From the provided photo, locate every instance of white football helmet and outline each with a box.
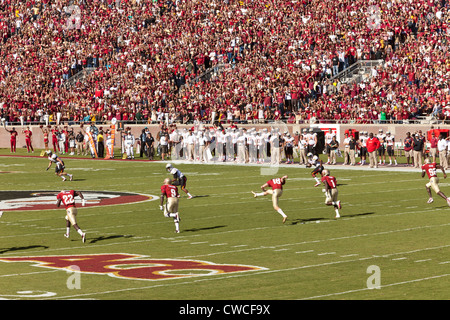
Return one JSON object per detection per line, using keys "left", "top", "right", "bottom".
{"left": 307, "top": 152, "right": 313, "bottom": 158}
{"left": 322, "top": 169, "right": 330, "bottom": 176}
{"left": 424, "top": 158, "right": 430, "bottom": 164}
{"left": 312, "top": 155, "right": 318, "bottom": 161}
{"left": 166, "top": 163, "right": 173, "bottom": 171}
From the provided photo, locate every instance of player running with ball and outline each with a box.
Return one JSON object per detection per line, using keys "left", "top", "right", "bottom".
{"left": 321, "top": 169, "right": 341, "bottom": 219}
{"left": 421, "top": 158, "right": 450, "bottom": 206}
{"left": 160, "top": 178, "right": 181, "bottom": 233}
{"left": 56, "top": 190, "right": 86, "bottom": 243}
{"left": 252, "top": 175, "right": 288, "bottom": 223}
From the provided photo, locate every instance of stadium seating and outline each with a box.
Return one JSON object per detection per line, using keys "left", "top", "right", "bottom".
{"left": 0, "top": 0, "right": 449, "bottom": 126}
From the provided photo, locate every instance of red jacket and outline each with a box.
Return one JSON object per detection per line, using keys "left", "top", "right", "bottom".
{"left": 366, "top": 137, "right": 381, "bottom": 153}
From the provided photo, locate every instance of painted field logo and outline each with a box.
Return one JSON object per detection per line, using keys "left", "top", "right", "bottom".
{"left": 0, "top": 254, "right": 267, "bottom": 281}
{"left": 0, "top": 191, "right": 156, "bottom": 212}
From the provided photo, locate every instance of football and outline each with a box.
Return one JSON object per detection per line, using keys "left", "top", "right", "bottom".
{"left": 306, "top": 163, "right": 312, "bottom": 168}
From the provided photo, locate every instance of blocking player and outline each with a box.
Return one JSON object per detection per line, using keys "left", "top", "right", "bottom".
{"left": 46, "top": 150, "right": 73, "bottom": 181}
{"left": 166, "top": 163, "right": 193, "bottom": 199}
{"left": 421, "top": 158, "right": 450, "bottom": 206}
{"left": 160, "top": 178, "right": 181, "bottom": 233}
{"left": 251, "top": 175, "right": 288, "bottom": 223}
{"left": 56, "top": 190, "right": 86, "bottom": 242}
{"left": 321, "top": 169, "right": 341, "bottom": 219}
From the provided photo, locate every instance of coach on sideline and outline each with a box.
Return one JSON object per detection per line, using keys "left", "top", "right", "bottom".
{"left": 366, "top": 132, "right": 381, "bottom": 169}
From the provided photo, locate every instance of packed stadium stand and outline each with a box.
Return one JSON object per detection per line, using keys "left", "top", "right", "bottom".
{"left": 0, "top": 0, "right": 449, "bottom": 126}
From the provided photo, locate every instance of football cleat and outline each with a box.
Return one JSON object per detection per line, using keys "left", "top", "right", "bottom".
{"left": 69, "top": 174, "right": 73, "bottom": 181}
{"left": 64, "top": 233, "right": 69, "bottom": 239}
{"left": 282, "top": 216, "right": 287, "bottom": 224}
{"left": 427, "top": 198, "right": 434, "bottom": 204}
{"left": 251, "top": 191, "right": 257, "bottom": 198}
{"left": 447, "top": 198, "right": 450, "bottom": 207}
{"left": 81, "top": 233, "right": 86, "bottom": 243}
{"left": 314, "top": 182, "right": 321, "bottom": 187}
{"left": 337, "top": 201, "right": 342, "bottom": 209}
{"left": 187, "top": 195, "right": 193, "bottom": 199}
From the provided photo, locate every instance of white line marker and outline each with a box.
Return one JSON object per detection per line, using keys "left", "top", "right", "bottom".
{"left": 295, "top": 250, "right": 314, "bottom": 254}
{"left": 318, "top": 252, "right": 336, "bottom": 256}
{"left": 414, "top": 259, "right": 431, "bottom": 263}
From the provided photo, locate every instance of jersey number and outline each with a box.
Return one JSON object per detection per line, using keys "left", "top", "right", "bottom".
{"left": 63, "top": 194, "right": 74, "bottom": 205}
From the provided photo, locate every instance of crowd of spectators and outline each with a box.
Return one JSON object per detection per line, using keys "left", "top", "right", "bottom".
{"left": 0, "top": 0, "right": 449, "bottom": 126}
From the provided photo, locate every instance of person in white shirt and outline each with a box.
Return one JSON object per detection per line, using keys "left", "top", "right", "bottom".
{"left": 185, "top": 130, "right": 195, "bottom": 161}
{"left": 324, "top": 128, "right": 335, "bottom": 164}
{"left": 298, "top": 134, "right": 308, "bottom": 165}
{"left": 124, "top": 129, "right": 136, "bottom": 159}
{"left": 160, "top": 132, "right": 169, "bottom": 161}
{"left": 343, "top": 133, "right": 351, "bottom": 165}
{"left": 58, "top": 131, "right": 66, "bottom": 154}
{"left": 438, "top": 133, "right": 448, "bottom": 170}
{"left": 306, "top": 128, "right": 317, "bottom": 155}
{"left": 236, "top": 130, "right": 246, "bottom": 163}
{"left": 377, "top": 129, "right": 386, "bottom": 165}
{"left": 358, "top": 131, "right": 368, "bottom": 166}
{"left": 385, "top": 131, "right": 397, "bottom": 166}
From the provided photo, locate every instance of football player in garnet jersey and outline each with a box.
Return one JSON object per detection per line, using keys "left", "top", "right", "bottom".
{"left": 421, "top": 158, "right": 450, "bottom": 206}
{"left": 46, "top": 150, "right": 73, "bottom": 181}
{"left": 160, "top": 178, "right": 181, "bottom": 233}
{"left": 321, "top": 169, "right": 341, "bottom": 218}
{"left": 56, "top": 190, "right": 86, "bottom": 242}
{"left": 251, "top": 175, "right": 288, "bottom": 223}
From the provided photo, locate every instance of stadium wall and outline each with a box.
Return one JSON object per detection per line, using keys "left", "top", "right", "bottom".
{"left": 0, "top": 123, "right": 445, "bottom": 151}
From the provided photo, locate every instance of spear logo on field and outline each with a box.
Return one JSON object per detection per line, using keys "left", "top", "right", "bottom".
{"left": 0, "top": 254, "right": 267, "bottom": 281}
{"left": 0, "top": 191, "right": 156, "bottom": 212}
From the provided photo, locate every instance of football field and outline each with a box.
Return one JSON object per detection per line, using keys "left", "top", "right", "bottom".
{"left": 0, "top": 150, "right": 449, "bottom": 302}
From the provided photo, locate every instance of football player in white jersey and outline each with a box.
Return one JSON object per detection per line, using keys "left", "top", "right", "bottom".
{"left": 166, "top": 164, "right": 193, "bottom": 199}
{"left": 298, "top": 134, "right": 308, "bottom": 165}
{"left": 385, "top": 131, "right": 397, "bottom": 165}
{"left": 46, "top": 150, "right": 73, "bottom": 181}
{"left": 307, "top": 152, "right": 325, "bottom": 186}
{"left": 284, "top": 133, "right": 294, "bottom": 164}
{"left": 123, "top": 129, "right": 136, "bottom": 159}
{"left": 324, "top": 128, "right": 335, "bottom": 164}
{"left": 377, "top": 129, "right": 386, "bottom": 165}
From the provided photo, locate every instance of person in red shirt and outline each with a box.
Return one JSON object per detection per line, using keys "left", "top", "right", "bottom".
{"left": 22, "top": 126, "right": 34, "bottom": 153}
{"left": 421, "top": 158, "right": 450, "bottom": 206}
{"left": 5, "top": 127, "right": 18, "bottom": 153}
{"left": 251, "top": 175, "right": 288, "bottom": 223}
{"left": 56, "top": 190, "right": 86, "bottom": 242}
{"left": 160, "top": 178, "right": 181, "bottom": 233}
{"left": 321, "top": 169, "right": 341, "bottom": 219}
{"left": 51, "top": 126, "right": 59, "bottom": 152}
{"left": 366, "top": 132, "right": 381, "bottom": 168}
{"left": 429, "top": 131, "right": 438, "bottom": 163}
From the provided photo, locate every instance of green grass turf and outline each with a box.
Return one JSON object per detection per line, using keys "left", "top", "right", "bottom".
{"left": 0, "top": 148, "right": 449, "bottom": 300}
